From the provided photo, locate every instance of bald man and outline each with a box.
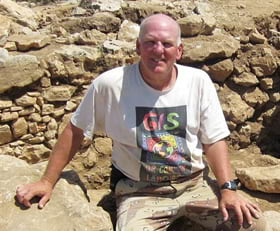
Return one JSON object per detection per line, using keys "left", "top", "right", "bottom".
{"left": 16, "top": 14, "right": 268, "bottom": 230}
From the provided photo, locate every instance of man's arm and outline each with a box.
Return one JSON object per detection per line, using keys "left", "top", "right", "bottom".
{"left": 203, "top": 140, "right": 260, "bottom": 226}
{"left": 16, "top": 121, "right": 84, "bottom": 208}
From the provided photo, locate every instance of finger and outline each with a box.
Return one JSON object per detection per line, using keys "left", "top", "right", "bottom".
{"left": 22, "top": 196, "right": 32, "bottom": 208}
{"left": 38, "top": 194, "right": 50, "bottom": 209}
{"left": 220, "top": 205, "right": 229, "bottom": 222}
{"left": 242, "top": 205, "right": 253, "bottom": 225}
{"left": 21, "top": 190, "right": 36, "bottom": 208}
{"left": 246, "top": 203, "right": 260, "bottom": 219}
{"left": 234, "top": 206, "right": 243, "bottom": 226}
{"left": 16, "top": 188, "right": 28, "bottom": 204}
{"left": 249, "top": 202, "right": 261, "bottom": 213}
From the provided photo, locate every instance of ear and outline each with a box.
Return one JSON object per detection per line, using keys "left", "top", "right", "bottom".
{"left": 136, "top": 39, "right": 141, "bottom": 55}
{"left": 176, "top": 43, "right": 184, "bottom": 60}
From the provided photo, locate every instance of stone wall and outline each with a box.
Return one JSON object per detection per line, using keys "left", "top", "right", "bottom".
{"left": 0, "top": 0, "right": 280, "bottom": 167}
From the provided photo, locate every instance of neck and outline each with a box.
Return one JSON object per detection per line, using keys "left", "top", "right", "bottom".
{"left": 139, "top": 65, "right": 177, "bottom": 91}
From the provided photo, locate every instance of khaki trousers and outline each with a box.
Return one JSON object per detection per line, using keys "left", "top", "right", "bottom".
{"left": 115, "top": 172, "right": 268, "bottom": 231}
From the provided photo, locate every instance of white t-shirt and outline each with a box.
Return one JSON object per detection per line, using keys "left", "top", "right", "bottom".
{"left": 71, "top": 63, "right": 230, "bottom": 182}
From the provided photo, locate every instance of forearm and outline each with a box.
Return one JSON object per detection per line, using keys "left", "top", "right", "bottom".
{"left": 41, "top": 122, "right": 84, "bottom": 186}
{"left": 203, "top": 140, "right": 234, "bottom": 187}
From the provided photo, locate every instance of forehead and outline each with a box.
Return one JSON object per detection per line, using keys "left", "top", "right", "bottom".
{"left": 141, "top": 20, "right": 178, "bottom": 42}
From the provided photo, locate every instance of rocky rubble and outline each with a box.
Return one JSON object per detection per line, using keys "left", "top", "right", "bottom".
{"left": 0, "top": 155, "right": 113, "bottom": 231}
{"left": 0, "top": 0, "right": 280, "bottom": 230}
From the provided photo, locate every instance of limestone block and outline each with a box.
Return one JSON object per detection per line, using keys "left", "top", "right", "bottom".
{"left": 28, "top": 122, "right": 39, "bottom": 134}
{"left": 117, "top": 20, "right": 140, "bottom": 42}
{"left": 28, "top": 113, "right": 42, "bottom": 122}
{"left": 18, "top": 107, "right": 35, "bottom": 116}
{"left": 83, "top": 146, "right": 98, "bottom": 168}
{"left": 44, "top": 130, "right": 57, "bottom": 141}
{"left": 250, "top": 54, "right": 278, "bottom": 77}
{"left": 74, "top": 29, "right": 107, "bottom": 45}
{"left": 47, "top": 118, "right": 58, "bottom": 131}
{"left": 232, "top": 72, "right": 259, "bottom": 87}
{"left": 208, "top": 59, "right": 234, "bottom": 82}
{"left": 219, "top": 87, "right": 254, "bottom": 124}
{"left": 15, "top": 95, "right": 37, "bottom": 107}
{"left": 0, "top": 124, "right": 13, "bottom": 145}
{"left": 12, "top": 117, "right": 28, "bottom": 138}
{"left": 42, "top": 104, "right": 55, "bottom": 115}
{"left": 181, "top": 34, "right": 240, "bottom": 64}
{"left": 0, "top": 54, "right": 44, "bottom": 94}
{"left": 82, "top": 12, "right": 121, "bottom": 33}
{"left": 178, "top": 14, "right": 204, "bottom": 37}
{"left": 65, "top": 101, "right": 77, "bottom": 111}
{"left": 236, "top": 165, "right": 280, "bottom": 193}
{"left": 94, "top": 137, "right": 113, "bottom": 156}
{"left": 20, "top": 144, "right": 51, "bottom": 163}
{"left": 0, "top": 155, "right": 113, "bottom": 231}
{"left": 28, "top": 136, "right": 45, "bottom": 144}
{"left": 242, "top": 87, "right": 269, "bottom": 107}
{"left": 0, "top": 96, "right": 12, "bottom": 109}
{"left": 42, "top": 85, "right": 77, "bottom": 102}
{"left": 121, "top": 1, "right": 167, "bottom": 23}
{"left": 0, "top": 112, "right": 19, "bottom": 122}
{"left": 8, "top": 33, "right": 51, "bottom": 51}
{"left": 0, "top": 0, "right": 38, "bottom": 30}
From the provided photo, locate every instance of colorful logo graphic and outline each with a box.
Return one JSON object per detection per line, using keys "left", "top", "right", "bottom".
{"left": 136, "top": 106, "right": 191, "bottom": 182}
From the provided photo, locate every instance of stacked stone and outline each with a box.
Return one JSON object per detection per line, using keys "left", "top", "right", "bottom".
{"left": 0, "top": 0, "right": 280, "bottom": 167}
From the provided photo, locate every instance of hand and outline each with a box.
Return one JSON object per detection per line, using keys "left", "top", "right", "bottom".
{"left": 16, "top": 179, "right": 53, "bottom": 209}
{"left": 219, "top": 190, "right": 261, "bottom": 226}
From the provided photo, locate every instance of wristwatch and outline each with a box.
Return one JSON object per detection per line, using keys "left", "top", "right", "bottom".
{"left": 220, "top": 179, "right": 239, "bottom": 191}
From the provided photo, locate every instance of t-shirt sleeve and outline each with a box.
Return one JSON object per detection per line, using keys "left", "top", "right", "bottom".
{"left": 198, "top": 74, "right": 230, "bottom": 144}
{"left": 71, "top": 84, "right": 96, "bottom": 139}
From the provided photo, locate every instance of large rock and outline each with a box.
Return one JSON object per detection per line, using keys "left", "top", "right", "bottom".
{"left": 0, "top": 155, "right": 113, "bottom": 231}
{"left": 45, "top": 45, "right": 103, "bottom": 83}
{"left": 249, "top": 52, "right": 278, "bottom": 77}
{"left": 42, "top": 85, "right": 77, "bottom": 102}
{"left": 207, "top": 59, "right": 234, "bottom": 82}
{"left": 121, "top": 1, "right": 167, "bottom": 23}
{"left": 219, "top": 87, "right": 255, "bottom": 125}
{"left": 236, "top": 165, "right": 280, "bottom": 193}
{"left": 0, "top": 50, "right": 44, "bottom": 94}
{"left": 8, "top": 33, "right": 51, "bottom": 51}
{"left": 180, "top": 34, "right": 240, "bottom": 64}
{"left": 178, "top": 14, "right": 216, "bottom": 37}
{"left": 0, "top": 0, "right": 38, "bottom": 30}
{"left": 117, "top": 20, "right": 140, "bottom": 42}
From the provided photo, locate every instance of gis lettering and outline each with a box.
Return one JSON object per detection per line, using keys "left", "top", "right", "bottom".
{"left": 143, "top": 112, "right": 180, "bottom": 131}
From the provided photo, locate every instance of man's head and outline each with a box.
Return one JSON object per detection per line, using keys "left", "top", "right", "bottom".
{"left": 138, "top": 14, "right": 182, "bottom": 46}
{"left": 136, "top": 14, "right": 183, "bottom": 79}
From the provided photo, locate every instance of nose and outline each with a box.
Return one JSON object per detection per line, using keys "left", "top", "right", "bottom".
{"left": 153, "top": 41, "right": 164, "bottom": 53}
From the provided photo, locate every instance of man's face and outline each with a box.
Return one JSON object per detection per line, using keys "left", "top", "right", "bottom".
{"left": 136, "top": 20, "right": 183, "bottom": 77}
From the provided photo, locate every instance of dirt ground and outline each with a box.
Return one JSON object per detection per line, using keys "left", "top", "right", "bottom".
{"left": 206, "top": 0, "right": 280, "bottom": 29}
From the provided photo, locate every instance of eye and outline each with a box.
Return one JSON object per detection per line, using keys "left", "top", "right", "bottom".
{"left": 163, "top": 42, "right": 173, "bottom": 48}
{"left": 144, "top": 41, "right": 155, "bottom": 47}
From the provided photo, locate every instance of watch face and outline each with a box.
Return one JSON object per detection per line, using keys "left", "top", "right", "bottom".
{"left": 221, "top": 181, "right": 237, "bottom": 190}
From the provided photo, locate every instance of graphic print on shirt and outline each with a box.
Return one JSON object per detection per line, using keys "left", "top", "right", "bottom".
{"left": 136, "top": 106, "right": 191, "bottom": 182}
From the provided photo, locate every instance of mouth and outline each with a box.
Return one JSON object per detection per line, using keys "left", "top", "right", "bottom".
{"left": 152, "top": 58, "right": 165, "bottom": 63}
